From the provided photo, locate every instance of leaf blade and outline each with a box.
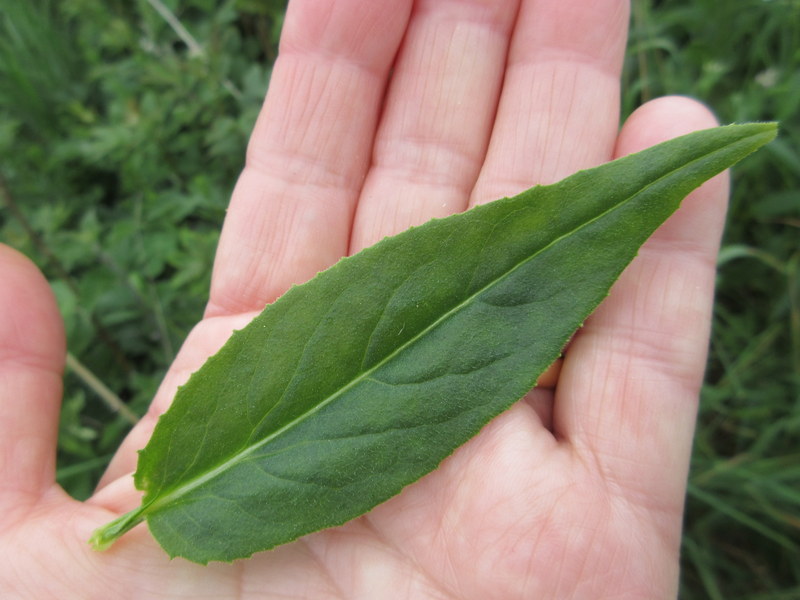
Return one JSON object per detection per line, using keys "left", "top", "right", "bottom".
{"left": 92, "top": 122, "right": 777, "bottom": 563}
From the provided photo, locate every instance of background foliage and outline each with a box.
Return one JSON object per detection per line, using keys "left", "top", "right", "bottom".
{"left": 0, "top": 0, "right": 797, "bottom": 597}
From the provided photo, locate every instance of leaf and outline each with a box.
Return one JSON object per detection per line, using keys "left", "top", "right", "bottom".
{"left": 90, "top": 122, "right": 777, "bottom": 563}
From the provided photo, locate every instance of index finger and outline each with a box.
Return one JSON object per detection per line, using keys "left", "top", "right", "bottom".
{"left": 206, "top": 0, "right": 412, "bottom": 317}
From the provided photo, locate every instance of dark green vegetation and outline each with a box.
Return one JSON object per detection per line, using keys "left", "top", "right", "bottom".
{"left": 626, "top": 2, "right": 800, "bottom": 598}
{"left": 0, "top": 0, "right": 282, "bottom": 497}
{"left": 91, "top": 124, "right": 775, "bottom": 563}
{"left": 0, "top": 0, "right": 797, "bottom": 594}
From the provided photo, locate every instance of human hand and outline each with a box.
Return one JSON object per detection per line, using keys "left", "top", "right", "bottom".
{"left": 0, "top": 0, "right": 728, "bottom": 598}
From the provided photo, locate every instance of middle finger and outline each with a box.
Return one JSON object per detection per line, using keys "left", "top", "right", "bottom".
{"left": 471, "top": 0, "right": 630, "bottom": 204}
{"left": 349, "top": 0, "right": 521, "bottom": 252}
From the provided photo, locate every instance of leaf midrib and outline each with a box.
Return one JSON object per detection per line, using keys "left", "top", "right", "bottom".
{"left": 143, "top": 138, "right": 743, "bottom": 516}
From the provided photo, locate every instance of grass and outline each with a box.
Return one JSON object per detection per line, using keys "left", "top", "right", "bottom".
{"left": 625, "top": 1, "right": 800, "bottom": 597}
{"left": 1, "top": 0, "right": 798, "bottom": 596}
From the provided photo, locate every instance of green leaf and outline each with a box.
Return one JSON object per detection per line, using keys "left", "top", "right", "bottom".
{"left": 90, "top": 122, "right": 777, "bottom": 563}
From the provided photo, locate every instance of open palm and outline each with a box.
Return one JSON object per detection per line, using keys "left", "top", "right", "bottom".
{"left": 0, "top": 1, "right": 729, "bottom": 598}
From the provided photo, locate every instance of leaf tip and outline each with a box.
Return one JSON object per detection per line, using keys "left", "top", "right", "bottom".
{"left": 732, "top": 120, "right": 779, "bottom": 144}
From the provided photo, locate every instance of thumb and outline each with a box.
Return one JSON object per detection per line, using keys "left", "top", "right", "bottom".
{"left": 0, "top": 244, "right": 65, "bottom": 515}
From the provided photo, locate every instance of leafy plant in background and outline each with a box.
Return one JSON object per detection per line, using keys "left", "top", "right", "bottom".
{"left": 0, "top": 0, "right": 797, "bottom": 596}
{"left": 0, "top": 0, "right": 284, "bottom": 499}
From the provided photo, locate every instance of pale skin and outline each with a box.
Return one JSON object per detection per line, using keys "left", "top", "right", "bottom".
{"left": 0, "top": 0, "right": 729, "bottom": 598}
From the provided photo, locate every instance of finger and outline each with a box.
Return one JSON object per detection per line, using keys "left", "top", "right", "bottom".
{"left": 471, "top": 0, "right": 629, "bottom": 203}
{"left": 0, "top": 245, "right": 65, "bottom": 513}
{"left": 206, "top": 0, "right": 412, "bottom": 316}
{"left": 349, "top": 0, "right": 520, "bottom": 251}
{"left": 556, "top": 97, "right": 727, "bottom": 513}
{"left": 466, "top": 0, "right": 628, "bottom": 429}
